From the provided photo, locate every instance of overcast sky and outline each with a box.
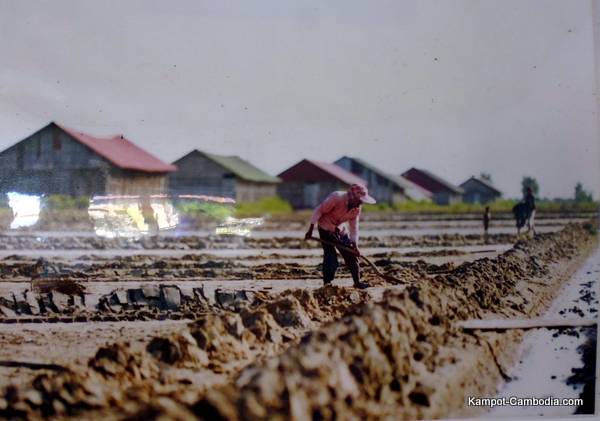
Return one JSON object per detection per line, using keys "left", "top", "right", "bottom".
{"left": 1, "top": 0, "right": 598, "bottom": 199}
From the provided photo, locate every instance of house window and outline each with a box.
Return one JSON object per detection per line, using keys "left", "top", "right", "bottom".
{"left": 53, "top": 135, "right": 61, "bottom": 151}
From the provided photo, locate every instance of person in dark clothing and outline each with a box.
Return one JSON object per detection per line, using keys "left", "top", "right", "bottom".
{"left": 317, "top": 227, "right": 362, "bottom": 287}
{"left": 524, "top": 187, "right": 536, "bottom": 235}
{"left": 512, "top": 202, "right": 528, "bottom": 235}
{"left": 483, "top": 206, "right": 491, "bottom": 242}
{"left": 304, "top": 184, "right": 376, "bottom": 289}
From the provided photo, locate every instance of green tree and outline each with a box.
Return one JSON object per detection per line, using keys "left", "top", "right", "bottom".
{"left": 521, "top": 176, "right": 539, "bottom": 197}
{"left": 574, "top": 182, "right": 593, "bottom": 203}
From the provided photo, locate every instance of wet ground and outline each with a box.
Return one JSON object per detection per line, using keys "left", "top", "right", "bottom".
{"left": 0, "top": 213, "right": 596, "bottom": 419}
{"left": 487, "top": 246, "right": 599, "bottom": 417}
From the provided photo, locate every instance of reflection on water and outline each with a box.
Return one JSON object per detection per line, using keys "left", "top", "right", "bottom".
{"left": 176, "top": 194, "right": 236, "bottom": 204}
{"left": 216, "top": 216, "right": 264, "bottom": 236}
{"left": 4, "top": 192, "right": 267, "bottom": 238}
{"left": 87, "top": 194, "right": 259, "bottom": 238}
{"left": 88, "top": 195, "right": 179, "bottom": 238}
{"left": 7, "top": 192, "right": 41, "bottom": 229}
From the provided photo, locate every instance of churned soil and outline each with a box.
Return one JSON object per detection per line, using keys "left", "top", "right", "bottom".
{"left": 0, "top": 222, "right": 596, "bottom": 420}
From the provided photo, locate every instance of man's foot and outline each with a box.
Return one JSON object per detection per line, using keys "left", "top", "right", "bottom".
{"left": 353, "top": 281, "right": 370, "bottom": 289}
{"left": 323, "top": 280, "right": 333, "bottom": 286}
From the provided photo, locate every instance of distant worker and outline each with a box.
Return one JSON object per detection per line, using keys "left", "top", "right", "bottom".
{"left": 304, "top": 184, "right": 376, "bottom": 289}
{"left": 512, "top": 202, "right": 528, "bottom": 235}
{"left": 483, "top": 206, "right": 491, "bottom": 242}
{"left": 524, "top": 187, "right": 536, "bottom": 235}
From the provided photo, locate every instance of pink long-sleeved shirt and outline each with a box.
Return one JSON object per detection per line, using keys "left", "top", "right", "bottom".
{"left": 310, "top": 191, "right": 361, "bottom": 244}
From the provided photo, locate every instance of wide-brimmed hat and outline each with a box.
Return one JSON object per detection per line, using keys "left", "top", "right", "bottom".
{"left": 348, "top": 184, "right": 376, "bottom": 204}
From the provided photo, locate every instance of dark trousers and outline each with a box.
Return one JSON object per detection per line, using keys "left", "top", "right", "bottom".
{"left": 318, "top": 227, "right": 360, "bottom": 284}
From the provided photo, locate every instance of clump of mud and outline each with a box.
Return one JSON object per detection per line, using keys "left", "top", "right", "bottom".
{"left": 0, "top": 285, "right": 370, "bottom": 418}
{"left": 567, "top": 327, "right": 597, "bottom": 414}
{"left": 196, "top": 286, "right": 456, "bottom": 420}
{"left": 0, "top": 255, "right": 323, "bottom": 284}
{"left": 372, "top": 249, "right": 467, "bottom": 259}
{"left": 0, "top": 223, "right": 595, "bottom": 419}
{"left": 0, "top": 232, "right": 517, "bottom": 251}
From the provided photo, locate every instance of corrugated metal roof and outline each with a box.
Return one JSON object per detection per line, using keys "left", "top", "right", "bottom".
{"left": 336, "top": 156, "right": 397, "bottom": 185}
{"left": 307, "top": 160, "right": 367, "bottom": 186}
{"left": 278, "top": 159, "right": 367, "bottom": 186}
{"left": 389, "top": 175, "right": 433, "bottom": 199}
{"left": 402, "top": 168, "right": 463, "bottom": 194}
{"left": 57, "top": 123, "right": 176, "bottom": 173}
{"left": 336, "top": 156, "right": 426, "bottom": 194}
{"left": 200, "top": 151, "right": 280, "bottom": 183}
{"left": 460, "top": 176, "right": 502, "bottom": 195}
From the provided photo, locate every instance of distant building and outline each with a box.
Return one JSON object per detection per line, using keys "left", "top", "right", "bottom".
{"left": 401, "top": 167, "right": 464, "bottom": 205}
{"left": 389, "top": 175, "right": 433, "bottom": 202}
{"left": 169, "top": 150, "right": 280, "bottom": 202}
{"left": 0, "top": 122, "right": 176, "bottom": 197}
{"left": 335, "top": 156, "right": 432, "bottom": 204}
{"left": 460, "top": 176, "right": 502, "bottom": 204}
{"left": 277, "top": 159, "right": 367, "bottom": 209}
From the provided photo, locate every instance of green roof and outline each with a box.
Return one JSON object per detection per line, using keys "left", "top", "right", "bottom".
{"left": 202, "top": 151, "right": 281, "bottom": 183}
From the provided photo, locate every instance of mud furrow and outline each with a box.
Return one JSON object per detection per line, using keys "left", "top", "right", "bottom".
{"left": 0, "top": 223, "right": 595, "bottom": 419}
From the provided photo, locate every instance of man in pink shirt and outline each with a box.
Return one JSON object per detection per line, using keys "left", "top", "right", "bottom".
{"left": 304, "top": 184, "right": 376, "bottom": 289}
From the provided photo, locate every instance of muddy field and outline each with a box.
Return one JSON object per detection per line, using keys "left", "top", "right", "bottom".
{"left": 0, "top": 213, "right": 597, "bottom": 420}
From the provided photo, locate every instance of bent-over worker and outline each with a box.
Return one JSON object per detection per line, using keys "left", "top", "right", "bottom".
{"left": 304, "top": 184, "right": 375, "bottom": 289}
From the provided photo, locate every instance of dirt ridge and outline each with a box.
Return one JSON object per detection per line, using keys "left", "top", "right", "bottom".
{"left": 0, "top": 224, "right": 596, "bottom": 419}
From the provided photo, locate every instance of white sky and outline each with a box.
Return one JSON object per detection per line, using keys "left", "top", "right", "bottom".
{"left": 0, "top": 0, "right": 599, "bottom": 199}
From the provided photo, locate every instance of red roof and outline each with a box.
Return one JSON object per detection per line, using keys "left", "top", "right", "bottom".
{"left": 278, "top": 159, "right": 367, "bottom": 186}
{"left": 402, "top": 168, "right": 463, "bottom": 195}
{"left": 57, "top": 124, "right": 177, "bottom": 173}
